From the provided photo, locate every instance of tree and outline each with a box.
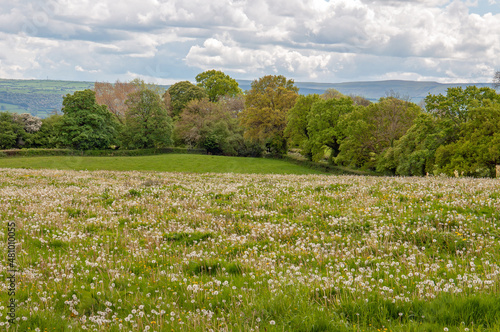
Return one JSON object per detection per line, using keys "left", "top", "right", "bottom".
{"left": 305, "top": 97, "right": 356, "bottom": 162}
{"left": 336, "top": 97, "right": 421, "bottom": 168}
{"left": 424, "top": 86, "right": 500, "bottom": 126}
{"left": 94, "top": 81, "right": 139, "bottom": 124}
{"left": 174, "top": 98, "right": 244, "bottom": 155}
{"left": 12, "top": 113, "right": 42, "bottom": 133}
{"left": 434, "top": 102, "right": 500, "bottom": 177}
{"left": 0, "top": 112, "right": 26, "bottom": 149}
{"left": 239, "top": 75, "right": 299, "bottom": 155}
{"left": 165, "top": 81, "right": 208, "bottom": 118}
{"left": 321, "top": 88, "right": 344, "bottom": 100}
{"left": 26, "top": 114, "right": 63, "bottom": 148}
{"left": 376, "top": 113, "right": 455, "bottom": 176}
{"left": 195, "top": 70, "right": 242, "bottom": 102}
{"left": 122, "top": 89, "right": 173, "bottom": 149}
{"left": 59, "top": 89, "right": 120, "bottom": 150}
{"left": 284, "top": 94, "right": 321, "bottom": 154}
{"left": 494, "top": 70, "right": 500, "bottom": 90}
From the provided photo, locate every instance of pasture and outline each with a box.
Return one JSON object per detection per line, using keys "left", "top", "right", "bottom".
{"left": 0, "top": 154, "right": 324, "bottom": 175}
{"left": 0, "top": 168, "right": 499, "bottom": 331}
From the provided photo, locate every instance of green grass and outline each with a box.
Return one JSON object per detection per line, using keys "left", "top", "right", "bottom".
{"left": 0, "top": 154, "right": 325, "bottom": 174}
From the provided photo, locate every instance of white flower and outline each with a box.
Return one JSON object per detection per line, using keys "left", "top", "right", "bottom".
{"left": 269, "top": 320, "right": 275, "bottom": 325}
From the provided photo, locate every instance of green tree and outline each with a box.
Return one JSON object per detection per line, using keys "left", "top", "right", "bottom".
{"left": 306, "top": 97, "right": 355, "bottom": 162}
{"left": 337, "top": 97, "right": 421, "bottom": 168}
{"left": 0, "top": 112, "right": 26, "bottom": 149}
{"left": 26, "top": 114, "right": 63, "bottom": 148}
{"left": 239, "top": 75, "right": 299, "bottom": 155}
{"left": 195, "top": 70, "right": 242, "bottom": 102}
{"left": 376, "top": 113, "right": 455, "bottom": 176}
{"left": 59, "top": 90, "right": 120, "bottom": 150}
{"left": 122, "top": 89, "right": 173, "bottom": 149}
{"left": 284, "top": 94, "right": 321, "bottom": 155}
{"left": 165, "top": 81, "right": 208, "bottom": 118}
{"left": 424, "top": 86, "right": 500, "bottom": 126}
{"left": 434, "top": 102, "right": 500, "bottom": 177}
{"left": 174, "top": 98, "right": 243, "bottom": 155}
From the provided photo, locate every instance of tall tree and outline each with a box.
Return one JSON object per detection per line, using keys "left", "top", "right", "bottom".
{"left": 94, "top": 81, "right": 139, "bottom": 124}
{"left": 284, "top": 94, "right": 321, "bottom": 155}
{"left": 59, "top": 89, "right": 120, "bottom": 150}
{"left": 195, "top": 70, "right": 242, "bottom": 102}
{"left": 239, "top": 75, "right": 299, "bottom": 155}
{"left": 165, "top": 81, "right": 208, "bottom": 118}
{"left": 174, "top": 98, "right": 242, "bottom": 155}
{"left": 306, "top": 97, "right": 355, "bottom": 162}
{"left": 424, "top": 86, "right": 500, "bottom": 126}
{"left": 376, "top": 113, "right": 455, "bottom": 176}
{"left": 26, "top": 114, "right": 63, "bottom": 148}
{"left": 434, "top": 102, "right": 500, "bottom": 177}
{"left": 337, "top": 97, "right": 421, "bottom": 168}
{"left": 0, "top": 112, "right": 26, "bottom": 149}
{"left": 122, "top": 89, "right": 173, "bottom": 149}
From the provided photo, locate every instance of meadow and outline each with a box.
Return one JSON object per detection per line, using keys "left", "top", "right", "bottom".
{"left": 0, "top": 154, "right": 324, "bottom": 175}
{"left": 1, "top": 167, "right": 500, "bottom": 331}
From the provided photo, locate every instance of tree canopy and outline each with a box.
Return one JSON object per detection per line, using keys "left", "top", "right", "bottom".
{"left": 239, "top": 75, "right": 299, "bottom": 154}
{"left": 195, "top": 70, "right": 242, "bottom": 102}
{"left": 59, "top": 89, "right": 120, "bottom": 150}
{"left": 122, "top": 89, "right": 173, "bottom": 149}
{"left": 166, "top": 81, "right": 208, "bottom": 118}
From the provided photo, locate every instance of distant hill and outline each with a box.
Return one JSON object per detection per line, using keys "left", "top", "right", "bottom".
{"left": 0, "top": 78, "right": 495, "bottom": 118}
{"left": 238, "top": 80, "right": 495, "bottom": 104}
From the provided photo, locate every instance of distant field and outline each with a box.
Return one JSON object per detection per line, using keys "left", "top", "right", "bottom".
{"left": 0, "top": 154, "right": 325, "bottom": 175}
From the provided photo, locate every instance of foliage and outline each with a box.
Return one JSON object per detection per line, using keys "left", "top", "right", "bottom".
{"left": 166, "top": 81, "right": 208, "bottom": 118}
{"left": 320, "top": 88, "right": 344, "bottom": 100}
{"left": 122, "top": 89, "right": 173, "bottom": 149}
{"left": 494, "top": 70, "right": 500, "bottom": 89}
{"left": 239, "top": 75, "right": 299, "bottom": 155}
{"left": 25, "top": 114, "right": 63, "bottom": 148}
{"left": 434, "top": 103, "right": 500, "bottom": 177}
{"left": 336, "top": 97, "right": 421, "bottom": 169}
{"left": 376, "top": 113, "right": 455, "bottom": 176}
{"left": 94, "top": 80, "right": 139, "bottom": 123}
{"left": 195, "top": 70, "right": 242, "bottom": 102}
{"left": 424, "top": 86, "right": 500, "bottom": 126}
{"left": 174, "top": 97, "right": 261, "bottom": 156}
{"left": 305, "top": 97, "right": 355, "bottom": 162}
{"left": 12, "top": 113, "right": 42, "bottom": 133}
{"left": 174, "top": 98, "right": 236, "bottom": 154}
{"left": 58, "top": 89, "right": 120, "bottom": 150}
{"left": 0, "top": 111, "right": 26, "bottom": 149}
{"left": 284, "top": 94, "right": 321, "bottom": 153}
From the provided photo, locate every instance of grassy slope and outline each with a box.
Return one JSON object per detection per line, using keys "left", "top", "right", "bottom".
{"left": 0, "top": 154, "right": 325, "bottom": 174}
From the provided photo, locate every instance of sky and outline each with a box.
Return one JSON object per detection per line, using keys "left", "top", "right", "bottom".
{"left": 0, "top": 0, "right": 499, "bottom": 84}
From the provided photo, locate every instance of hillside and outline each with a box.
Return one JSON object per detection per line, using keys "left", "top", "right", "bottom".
{"left": 0, "top": 78, "right": 494, "bottom": 117}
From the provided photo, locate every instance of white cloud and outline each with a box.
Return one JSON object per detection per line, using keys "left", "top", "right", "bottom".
{"left": 0, "top": 0, "right": 499, "bottom": 83}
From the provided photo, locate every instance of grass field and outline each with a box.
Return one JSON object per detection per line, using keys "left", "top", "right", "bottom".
{"left": 0, "top": 154, "right": 324, "bottom": 175}
{"left": 1, "top": 167, "right": 499, "bottom": 331}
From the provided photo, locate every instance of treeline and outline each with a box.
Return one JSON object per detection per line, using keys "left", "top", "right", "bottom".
{"left": 1, "top": 70, "right": 499, "bottom": 177}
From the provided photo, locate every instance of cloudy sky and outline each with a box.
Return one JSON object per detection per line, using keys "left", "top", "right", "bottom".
{"left": 1, "top": 0, "right": 499, "bottom": 84}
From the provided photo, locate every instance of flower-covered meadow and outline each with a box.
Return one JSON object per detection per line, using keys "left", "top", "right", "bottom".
{"left": 1, "top": 168, "right": 499, "bottom": 331}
